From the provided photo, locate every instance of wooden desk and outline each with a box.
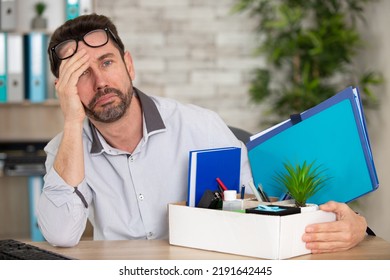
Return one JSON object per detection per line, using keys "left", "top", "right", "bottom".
{"left": 31, "top": 235, "right": 390, "bottom": 260}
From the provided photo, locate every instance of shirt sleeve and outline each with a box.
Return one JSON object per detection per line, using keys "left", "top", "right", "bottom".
{"left": 37, "top": 139, "right": 92, "bottom": 247}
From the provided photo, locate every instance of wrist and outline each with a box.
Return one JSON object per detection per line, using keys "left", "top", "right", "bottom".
{"left": 63, "top": 120, "right": 84, "bottom": 133}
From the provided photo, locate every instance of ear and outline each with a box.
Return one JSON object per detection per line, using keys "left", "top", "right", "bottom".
{"left": 123, "top": 51, "right": 135, "bottom": 81}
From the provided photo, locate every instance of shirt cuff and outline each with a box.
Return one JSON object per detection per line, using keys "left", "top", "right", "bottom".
{"left": 43, "top": 167, "right": 90, "bottom": 208}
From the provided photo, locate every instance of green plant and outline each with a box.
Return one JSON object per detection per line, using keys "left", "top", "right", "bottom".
{"left": 273, "top": 160, "right": 330, "bottom": 207}
{"left": 35, "top": 2, "right": 46, "bottom": 17}
{"left": 233, "top": 0, "right": 383, "bottom": 123}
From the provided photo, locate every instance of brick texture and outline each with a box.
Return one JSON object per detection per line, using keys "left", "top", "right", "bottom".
{"left": 96, "top": 0, "right": 264, "bottom": 134}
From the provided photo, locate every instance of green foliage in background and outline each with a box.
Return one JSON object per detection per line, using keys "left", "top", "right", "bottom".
{"left": 233, "top": 0, "right": 383, "bottom": 123}
{"left": 35, "top": 2, "right": 46, "bottom": 16}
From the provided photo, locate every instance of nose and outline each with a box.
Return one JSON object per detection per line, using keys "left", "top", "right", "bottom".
{"left": 93, "top": 69, "right": 108, "bottom": 92}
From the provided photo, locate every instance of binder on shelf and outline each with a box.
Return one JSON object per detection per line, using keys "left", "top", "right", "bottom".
{"left": 79, "top": 0, "right": 93, "bottom": 15}
{"left": 6, "top": 33, "right": 24, "bottom": 102}
{"left": 0, "top": 0, "right": 16, "bottom": 31}
{"left": 247, "top": 86, "right": 379, "bottom": 205}
{"left": 187, "top": 147, "right": 241, "bottom": 207}
{"left": 28, "top": 176, "right": 45, "bottom": 242}
{"left": 0, "top": 32, "right": 6, "bottom": 102}
{"left": 46, "top": 48, "right": 57, "bottom": 100}
{"left": 66, "top": 0, "right": 80, "bottom": 20}
{"left": 46, "top": 76, "right": 57, "bottom": 100}
{"left": 24, "top": 32, "right": 47, "bottom": 103}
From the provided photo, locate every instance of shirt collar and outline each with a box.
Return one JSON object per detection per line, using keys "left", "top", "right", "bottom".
{"left": 89, "top": 87, "right": 166, "bottom": 154}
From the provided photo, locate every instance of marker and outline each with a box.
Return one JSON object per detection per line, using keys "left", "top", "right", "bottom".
{"left": 240, "top": 185, "right": 246, "bottom": 199}
{"left": 257, "top": 183, "right": 270, "bottom": 202}
{"left": 216, "top": 177, "right": 228, "bottom": 191}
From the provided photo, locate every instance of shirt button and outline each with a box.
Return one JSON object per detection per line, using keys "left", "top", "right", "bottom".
{"left": 138, "top": 194, "right": 144, "bottom": 201}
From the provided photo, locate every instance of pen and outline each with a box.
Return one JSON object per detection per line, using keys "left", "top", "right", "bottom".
{"left": 216, "top": 183, "right": 225, "bottom": 200}
{"left": 240, "top": 185, "right": 245, "bottom": 199}
{"left": 216, "top": 177, "right": 228, "bottom": 191}
{"left": 257, "top": 183, "right": 270, "bottom": 202}
{"left": 278, "top": 192, "right": 291, "bottom": 201}
{"left": 217, "top": 184, "right": 224, "bottom": 193}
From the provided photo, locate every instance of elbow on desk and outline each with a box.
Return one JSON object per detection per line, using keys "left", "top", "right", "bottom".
{"left": 37, "top": 213, "right": 84, "bottom": 247}
{"left": 38, "top": 218, "right": 82, "bottom": 247}
{"left": 36, "top": 194, "right": 86, "bottom": 247}
{"left": 43, "top": 232, "right": 81, "bottom": 248}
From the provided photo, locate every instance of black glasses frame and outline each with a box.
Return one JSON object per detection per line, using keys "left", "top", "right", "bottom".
{"left": 51, "top": 27, "right": 119, "bottom": 60}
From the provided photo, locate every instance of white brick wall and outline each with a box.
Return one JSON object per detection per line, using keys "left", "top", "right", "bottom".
{"left": 96, "top": 0, "right": 265, "bottom": 134}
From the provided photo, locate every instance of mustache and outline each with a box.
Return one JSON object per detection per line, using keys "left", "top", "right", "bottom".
{"left": 88, "top": 87, "right": 123, "bottom": 109}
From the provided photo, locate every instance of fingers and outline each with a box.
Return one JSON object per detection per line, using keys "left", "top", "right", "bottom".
{"left": 303, "top": 227, "right": 355, "bottom": 254}
{"left": 305, "top": 219, "right": 351, "bottom": 235}
{"left": 306, "top": 241, "right": 352, "bottom": 254}
{"left": 303, "top": 222, "right": 352, "bottom": 242}
{"left": 319, "top": 200, "right": 346, "bottom": 213}
{"left": 303, "top": 202, "right": 367, "bottom": 254}
{"left": 319, "top": 201, "right": 353, "bottom": 222}
{"left": 57, "top": 49, "right": 90, "bottom": 94}
{"left": 55, "top": 49, "right": 90, "bottom": 123}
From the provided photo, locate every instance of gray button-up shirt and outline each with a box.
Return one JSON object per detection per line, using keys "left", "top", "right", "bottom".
{"left": 37, "top": 88, "right": 252, "bottom": 247}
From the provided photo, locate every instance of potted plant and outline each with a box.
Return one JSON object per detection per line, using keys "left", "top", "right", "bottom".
{"left": 31, "top": 2, "right": 47, "bottom": 30}
{"left": 273, "top": 160, "right": 330, "bottom": 207}
{"left": 232, "top": 0, "right": 383, "bottom": 124}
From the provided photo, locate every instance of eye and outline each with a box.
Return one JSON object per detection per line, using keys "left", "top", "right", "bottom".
{"left": 102, "top": 60, "right": 113, "bottom": 67}
{"left": 81, "top": 69, "right": 90, "bottom": 76}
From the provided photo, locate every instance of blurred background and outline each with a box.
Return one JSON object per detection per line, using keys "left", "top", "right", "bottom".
{"left": 1, "top": 0, "right": 389, "bottom": 243}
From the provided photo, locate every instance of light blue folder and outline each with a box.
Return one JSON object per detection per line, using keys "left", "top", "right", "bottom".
{"left": 28, "top": 176, "right": 45, "bottom": 241}
{"left": 247, "top": 86, "right": 379, "bottom": 205}
{"left": 0, "top": 32, "right": 7, "bottom": 102}
{"left": 66, "top": 0, "right": 80, "bottom": 20}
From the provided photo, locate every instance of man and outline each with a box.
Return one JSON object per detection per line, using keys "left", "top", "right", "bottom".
{"left": 38, "top": 14, "right": 368, "bottom": 254}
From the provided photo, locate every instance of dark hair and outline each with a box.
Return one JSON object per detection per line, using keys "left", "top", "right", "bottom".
{"left": 48, "top": 14, "right": 125, "bottom": 78}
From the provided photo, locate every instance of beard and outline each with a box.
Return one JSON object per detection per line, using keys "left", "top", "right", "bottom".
{"left": 84, "top": 86, "right": 133, "bottom": 123}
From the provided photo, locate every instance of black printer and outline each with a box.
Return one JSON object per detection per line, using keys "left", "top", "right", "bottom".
{"left": 0, "top": 141, "right": 47, "bottom": 176}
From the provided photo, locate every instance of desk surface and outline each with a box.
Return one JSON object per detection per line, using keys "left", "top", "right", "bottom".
{"left": 31, "top": 235, "right": 390, "bottom": 260}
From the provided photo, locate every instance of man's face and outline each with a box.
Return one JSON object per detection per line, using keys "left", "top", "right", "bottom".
{"left": 75, "top": 38, "right": 135, "bottom": 123}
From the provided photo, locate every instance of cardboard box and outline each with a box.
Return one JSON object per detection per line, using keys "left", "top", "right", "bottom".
{"left": 169, "top": 203, "right": 336, "bottom": 259}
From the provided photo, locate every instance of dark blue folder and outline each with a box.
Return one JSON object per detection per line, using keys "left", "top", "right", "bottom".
{"left": 24, "top": 32, "right": 47, "bottom": 103}
{"left": 187, "top": 147, "right": 241, "bottom": 207}
{"left": 247, "top": 86, "right": 379, "bottom": 205}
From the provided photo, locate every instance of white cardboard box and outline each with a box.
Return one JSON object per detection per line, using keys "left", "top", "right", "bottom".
{"left": 169, "top": 203, "right": 336, "bottom": 259}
